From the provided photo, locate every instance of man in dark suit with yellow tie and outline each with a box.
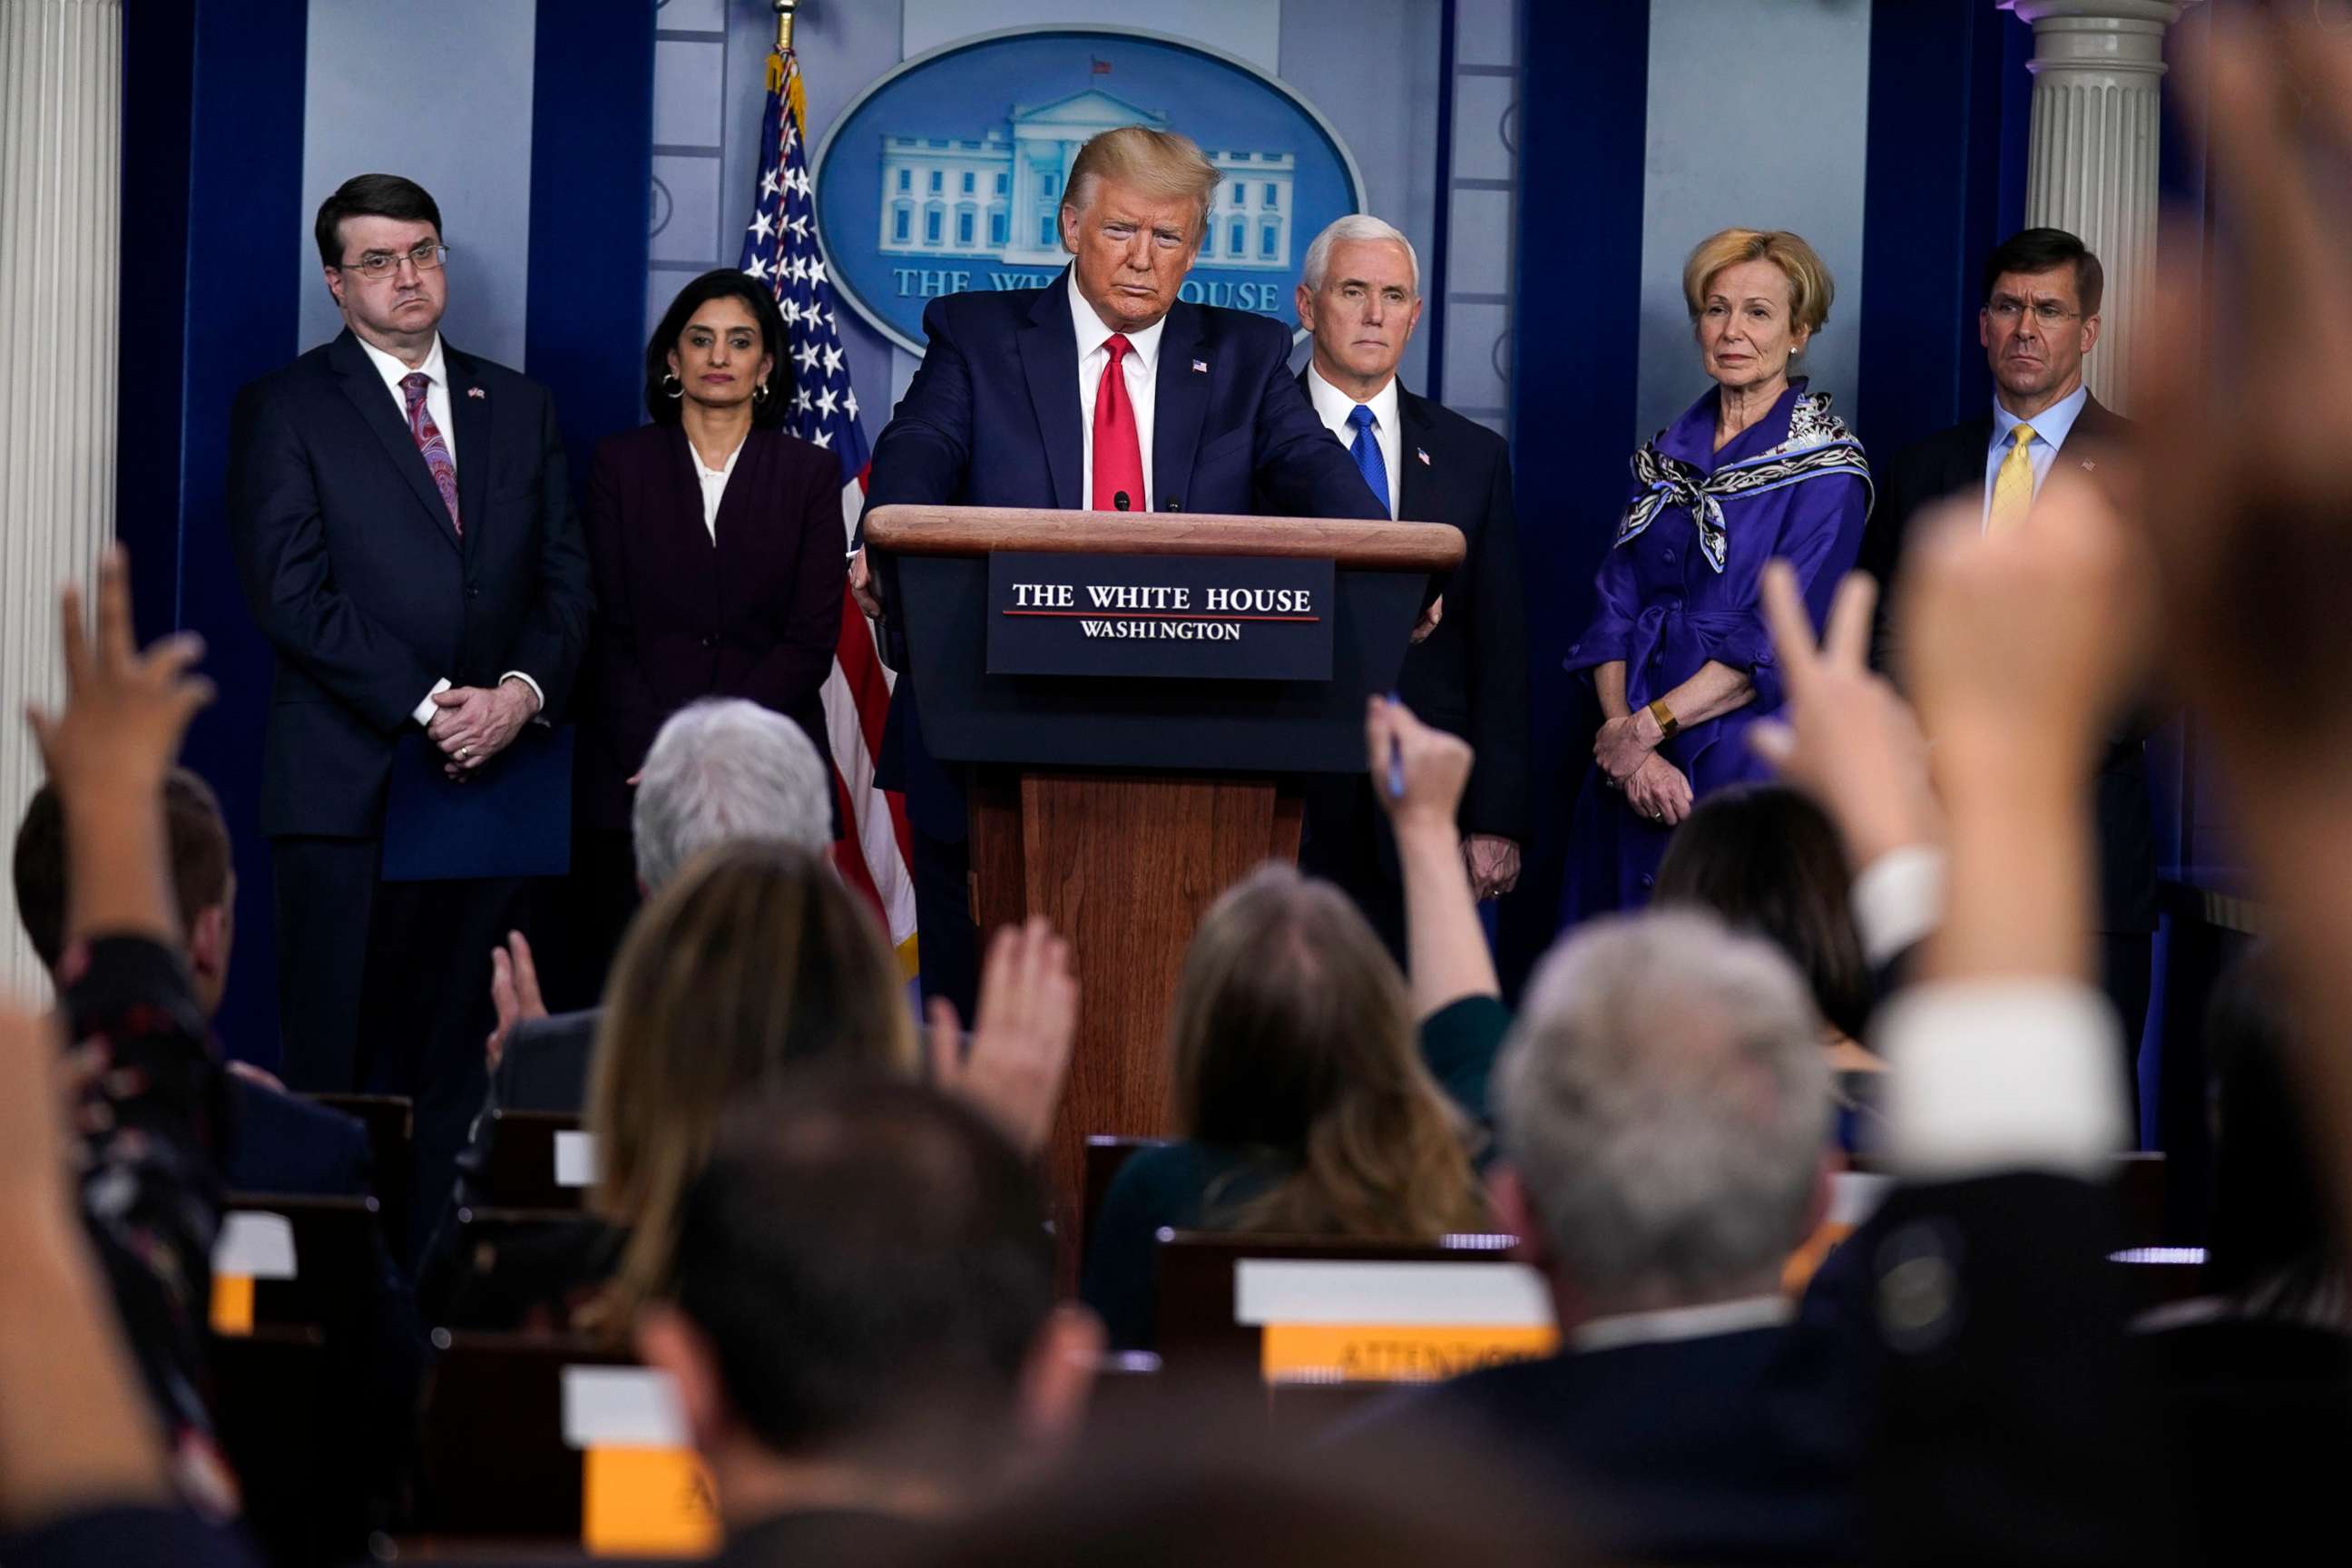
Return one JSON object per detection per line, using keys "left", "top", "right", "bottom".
{"left": 228, "top": 173, "right": 592, "bottom": 1250}
{"left": 1857, "top": 227, "right": 2156, "bottom": 1102}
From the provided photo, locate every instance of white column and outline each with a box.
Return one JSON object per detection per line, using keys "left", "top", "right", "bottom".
{"left": 0, "top": 0, "right": 122, "bottom": 999}
{"left": 2002, "top": 0, "right": 2197, "bottom": 416}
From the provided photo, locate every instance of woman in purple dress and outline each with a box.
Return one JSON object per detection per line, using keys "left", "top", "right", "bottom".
{"left": 1561, "top": 229, "right": 1872, "bottom": 926}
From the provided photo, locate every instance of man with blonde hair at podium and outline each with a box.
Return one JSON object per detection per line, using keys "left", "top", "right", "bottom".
{"left": 853, "top": 123, "right": 1387, "bottom": 1017}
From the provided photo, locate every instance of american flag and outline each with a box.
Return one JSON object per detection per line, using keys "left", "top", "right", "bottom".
{"left": 739, "top": 46, "right": 917, "bottom": 965}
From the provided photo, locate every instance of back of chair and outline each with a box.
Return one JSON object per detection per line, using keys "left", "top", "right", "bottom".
{"left": 484, "top": 1109, "right": 592, "bottom": 1213}
{"left": 309, "top": 1091, "right": 415, "bottom": 1245}
{"left": 416, "top": 1330, "right": 635, "bottom": 1541}
{"left": 1081, "top": 1135, "right": 1168, "bottom": 1274}
{"left": 220, "top": 1191, "right": 385, "bottom": 1334}
{"left": 1153, "top": 1232, "right": 1552, "bottom": 1387}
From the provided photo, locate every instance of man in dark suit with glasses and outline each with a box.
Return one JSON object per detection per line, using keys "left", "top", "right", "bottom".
{"left": 227, "top": 172, "right": 592, "bottom": 1254}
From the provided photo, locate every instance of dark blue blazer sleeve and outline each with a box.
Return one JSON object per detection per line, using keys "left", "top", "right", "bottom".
{"left": 227, "top": 380, "right": 443, "bottom": 734}
{"left": 496, "top": 389, "right": 594, "bottom": 719}
{"left": 859, "top": 294, "right": 976, "bottom": 525}
{"left": 1248, "top": 344, "right": 1387, "bottom": 521}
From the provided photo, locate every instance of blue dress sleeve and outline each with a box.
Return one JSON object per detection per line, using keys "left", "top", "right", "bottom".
{"left": 1710, "top": 472, "right": 1871, "bottom": 712}
{"left": 1564, "top": 533, "right": 1642, "bottom": 678}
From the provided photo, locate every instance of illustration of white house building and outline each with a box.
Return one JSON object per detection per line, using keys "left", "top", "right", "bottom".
{"left": 877, "top": 88, "right": 1296, "bottom": 270}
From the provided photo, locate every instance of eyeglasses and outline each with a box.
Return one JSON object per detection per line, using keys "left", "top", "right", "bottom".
{"left": 337, "top": 241, "right": 449, "bottom": 280}
{"left": 1986, "top": 297, "right": 2080, "bottom": 326}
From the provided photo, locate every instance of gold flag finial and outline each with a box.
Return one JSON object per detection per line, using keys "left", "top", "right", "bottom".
{"left": 775, "top": 0, "right": 799, "bottom": 54}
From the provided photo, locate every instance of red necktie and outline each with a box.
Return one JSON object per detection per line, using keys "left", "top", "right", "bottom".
{"left": 1091, "top": 333, "right": 1145, "bottom": 512}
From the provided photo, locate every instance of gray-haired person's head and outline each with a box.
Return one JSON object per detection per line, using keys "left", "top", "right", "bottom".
{"left": 1495, "top": 910, "right": 1831, "bottom": 1314}
{"left": 631, "top": 700, "right": 832, "bottom": 893}
{"left": 1299, "top": 214, "right": 1420, "bottom": 296}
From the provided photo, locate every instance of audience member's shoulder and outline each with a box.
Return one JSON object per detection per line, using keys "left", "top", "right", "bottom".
{"left": 499, "top": 1008, "right": 603, "bottom": 1112}
{"left": 224, "top": 1074, "right": 370, "bottom": 1198}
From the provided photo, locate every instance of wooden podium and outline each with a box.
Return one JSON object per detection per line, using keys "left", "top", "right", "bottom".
{"left": 862, "top": 505, "right": 1465, "bottom": 1277}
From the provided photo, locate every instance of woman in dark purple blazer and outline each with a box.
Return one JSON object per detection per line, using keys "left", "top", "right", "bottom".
{"left": 573, "top": 270, "right": 844, "bottom": 968}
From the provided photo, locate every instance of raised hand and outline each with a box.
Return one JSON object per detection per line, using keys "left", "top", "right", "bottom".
{"left": 1751, "top": 565, "right": 1938, "bottom": 867}
{"left": 1894, "top": 476, "right": 2148, "bottom": 779}
{"left": 1366, "top": 692, "right": 1473, "bottom": 832}
{"left": 925, "top": 916, "right": 1078, "bottom": 1155}
{"left": 485, "top": 929, "right": 548, "bottom": 1070}
{"left": 2139, "top": 18, "right": 2352, "bottom": 793}
{"left": 26, "top": 548, "right": 213, "bottom": 807}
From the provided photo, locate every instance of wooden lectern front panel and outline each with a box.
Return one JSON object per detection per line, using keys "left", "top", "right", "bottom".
{"left": 968, "top": 769, "right": 1303, "bottom": 1290}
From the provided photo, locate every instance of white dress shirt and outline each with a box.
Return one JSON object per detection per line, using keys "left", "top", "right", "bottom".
{"left": 689, "top": 435, "right": 746, "bottom": 543}
{"left": 358, "top": 332, "right": 545, "bottom": 726}
{"left": 1068, "top": 273, "right": 1162, "bottom": 512}
{"left": 1876, "top": 975, "right": 2130, "bottom": 1181}
{"left": 1306, "top": 363, "right": 1403, "bottom": 521}
{"left": 1570, "top": 1294, "right": 1795, "bottom": 1353}
{"left": 1980, "top": 382, "right": 2089, "bottom": 526}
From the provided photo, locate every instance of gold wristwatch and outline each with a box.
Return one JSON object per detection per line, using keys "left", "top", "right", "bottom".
{"left": 1647, "top": 698, "right": 1681, "bottom": 741}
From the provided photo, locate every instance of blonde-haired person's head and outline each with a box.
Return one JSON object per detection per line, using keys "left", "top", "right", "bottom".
{"left": 1681, "top": 228, "right": 1835, "bottom": 336}
{"left": 1682, "top": 229, "right": 1834, "bottom": 394}
{"left": 1170, "top": 863, "right": 1485, "bottom": 1240}
{"left": 1057, "top": 125, "right": 1220, "bottom": 335}
{"left": 1060, "top": 124, "right": 1221, "bottom": 240}
{"left": 588, "top": 839, "right": 917, "bottom": 1323}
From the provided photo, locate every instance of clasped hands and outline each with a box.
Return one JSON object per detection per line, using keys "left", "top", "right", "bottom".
{"left": 428, "top": 679, "right": 537, "bottom": 780}
{"left": 1594, "top": 706, "right": 1690, "bottom": 827}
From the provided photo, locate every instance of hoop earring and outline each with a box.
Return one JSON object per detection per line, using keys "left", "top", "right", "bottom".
{"left": 753, "top": 380, "right": 769, "bottom": 404}
{"left": 661, "top": 372, "right": 683, "bottom": 399}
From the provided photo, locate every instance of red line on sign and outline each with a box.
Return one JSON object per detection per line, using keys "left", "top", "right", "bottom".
{"left": 1001, "top": 610, "right": 1320, "bottom": 622}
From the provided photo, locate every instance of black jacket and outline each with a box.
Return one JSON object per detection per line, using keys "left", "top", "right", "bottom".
{"left": 227, "top": 329, "right": 593, "bottom": 838}
{"left": 1286, "top": 372, "right": 1531, "bottom": 842}
{"left": 1857, "top": 397, "right": 2157, "bottom": 934}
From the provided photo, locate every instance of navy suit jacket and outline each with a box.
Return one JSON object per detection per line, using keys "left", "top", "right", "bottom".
{"left": 579, "top": 424, "right": 842, "bottom": 832}
{"left": 228, "top": 329, "right": 593, "bottom": 838}
{"left": 1284, "top": 374, "right": 1531, "bottom": 843}
{"left": 860, "top": 271, "right": 1386, "bottom": 838}
{"left": 222, "top": 1077, "right": 371, "bottom": 1198}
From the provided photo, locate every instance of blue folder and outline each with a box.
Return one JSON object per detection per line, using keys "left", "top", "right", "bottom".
{"left": 381, "top": 725, "right": 573, "bottom": 882}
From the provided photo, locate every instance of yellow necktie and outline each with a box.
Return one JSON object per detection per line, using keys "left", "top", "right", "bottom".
{"left": 1989, "top": 423, "right": 2037, "bottom": 533}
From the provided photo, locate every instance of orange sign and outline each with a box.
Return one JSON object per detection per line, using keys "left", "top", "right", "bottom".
{"left": 1261, "top": 1323, "right": 1558, "bottom": 1383}
{"left": 209, "top": 1274, "right": 255, "bottom": 1337}
{"left": 581, "top": 1446, "right": 720, "bottom": 1558}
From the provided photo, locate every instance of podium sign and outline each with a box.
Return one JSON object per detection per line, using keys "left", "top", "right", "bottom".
{"left": 987, "top": 551, "right": 1334, "bottom": 681}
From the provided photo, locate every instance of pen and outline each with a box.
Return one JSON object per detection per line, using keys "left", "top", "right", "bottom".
{"left": 1385, "top": 690, "right": 1406, "bottom": 800}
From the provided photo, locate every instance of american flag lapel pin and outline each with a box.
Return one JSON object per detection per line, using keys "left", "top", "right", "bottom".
{"left": 2080, "top": 456, "right": 2097, "bottom": 472}
{"left": 1416, "top": 446, "right": 1432, "bottom": 466}
{"left": 1191, "top": 358, "right": 1208, "bottom": 374}
{"left": 466, "top": 387, "right": 486, "bottom": 399}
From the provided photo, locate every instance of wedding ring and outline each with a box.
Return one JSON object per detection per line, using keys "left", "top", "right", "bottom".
{"left": 459, "top": 745, "right": 474, "bottom": 760}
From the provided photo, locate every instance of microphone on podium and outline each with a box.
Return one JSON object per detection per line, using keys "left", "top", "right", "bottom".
{"left": 1114, "top": 492, "right": 1131, "bottom": 512}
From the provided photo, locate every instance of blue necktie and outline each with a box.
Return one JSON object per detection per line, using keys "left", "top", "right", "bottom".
{"left": 1348, "top": 403, "right": 1390, "bottom": 514}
